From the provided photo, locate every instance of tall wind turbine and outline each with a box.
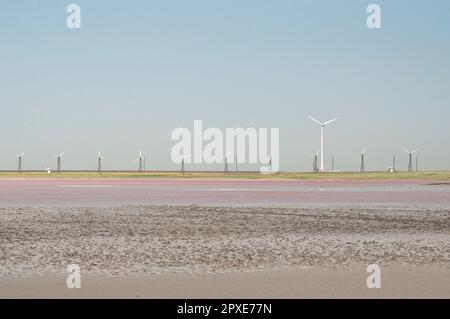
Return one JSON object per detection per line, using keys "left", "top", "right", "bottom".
{"left": 53, "top": 152, "right": 64, "bottom": 173}
{"left": 404, "top": 149, "right": 418, "bottom": 172}
{"left": 97, "top": 150, "right": 106, "bottom": 174}
{"left": 360, "top": 146, "right": 366, "bottom": 173}
{"left": 16, "top": 151, "right": 26, "bottom": 173}
{"left": 308, "top": 115, "right": 339, "bottom": 172}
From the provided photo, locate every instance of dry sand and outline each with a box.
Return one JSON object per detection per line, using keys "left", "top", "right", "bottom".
{"left": 0, "top": 205, "right": 449, "bottom": 298}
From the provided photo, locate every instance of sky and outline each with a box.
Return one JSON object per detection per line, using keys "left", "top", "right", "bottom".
{"left": 0, "top": 0, "right": 449, "bottom": 172}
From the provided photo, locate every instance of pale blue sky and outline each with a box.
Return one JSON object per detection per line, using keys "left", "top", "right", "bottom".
{"left": 1, "top": 1, "right": 449, "bottom": 171}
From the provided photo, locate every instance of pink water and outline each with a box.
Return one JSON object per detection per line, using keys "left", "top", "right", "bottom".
{"left": 1, "top": 178, "right": 450, "bottom": 208}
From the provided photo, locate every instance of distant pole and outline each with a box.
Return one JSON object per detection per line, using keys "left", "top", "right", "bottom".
{"left": 138, "top": 157, "right": 143, "bottom": 173}
{"left": 416, "top": 156, "right": 418, "bottom": 172}
{"left": 235, "top": 155, "right": 238, "bottom": 175}
{"left": 331, "top": 155, "right": 334, "bottom": 172}
{"left": 143, "top": 157, "right": 146, "bottom": 172}
{"left": 393, "top": 154, "right": 396, "bottom": 172}
{"left": 181, "top": 158, "right": 185, "bottom": 175}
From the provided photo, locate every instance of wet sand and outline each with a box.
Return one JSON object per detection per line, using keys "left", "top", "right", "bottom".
{"left": 1, "top": 205, "right": 449, "bottom": 298}
{"left": 1, "top": 266, "right": 449, "bottom": 299}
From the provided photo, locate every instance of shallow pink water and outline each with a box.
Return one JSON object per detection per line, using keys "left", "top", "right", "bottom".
{"left": 0, "top": 178, "right": 449, "bottom": 207}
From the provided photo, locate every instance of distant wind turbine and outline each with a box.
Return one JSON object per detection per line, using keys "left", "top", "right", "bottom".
{"left": 224, "top": 153, "right": 230, "bottom": 174}
{"left": 16, "top": 151, "right": 26, "bottom": 173}
{"left": 404, "top": 149, "right": 419, "bottom": 172}
{"left": 360, "top": 146, "right": 366, "bottom": 173}
{"left": 97, "top": 150, "right": 106, "bottom": 174}
{"left": 308, "top": 150, "right": 320, "bottom": 172}
{"left": 138, "top": 149, "right": 143, "bottom": 173}
{"left": 308, "top": 115, "right": 339, "bottom": 172}
{"left": 53, "top": 152, "right": 64, "bottom": 173}
{"left": 180, "top": 155, "right": 190, "bottom": 175}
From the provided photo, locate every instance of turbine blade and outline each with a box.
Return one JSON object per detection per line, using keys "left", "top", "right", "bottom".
{"left": 308, "top": 115, "right": 324, "bottom": 126}
{"left": 404, "top": 149, "right": 410, "bottom": 154}
{"left": 411, "top": 149, "right": 419, "bottom": 154}
{"left": 324, "top": 117, "right": 339, "bottom": 125}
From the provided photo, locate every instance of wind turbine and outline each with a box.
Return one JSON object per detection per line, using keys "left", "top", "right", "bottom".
{"left": 360, "top": 146, "right": 366, "bottom": 173}
{"left": 308, "top": 115, "right": 339, "bottom": 172}
{"left": 180, "top": 155, "right": 190, "bottom": 175}
{"left": 224, "top": 153, "right": 230, "bottom": 174}
{"left": 97, "top": 150, "right": 106, "bottom": 174}
{"left": 392, "top": 154, "right": 396, "bottom": 172}
{"left": 404, "top": 149, "right": 419, "bottom": 172}
{"left": 16, "top": 151, "right": 26, "bottom": 173}
{"left": 308, "top": 150, "right": 319, "bottom": 172}
{"left": 138, "top": 149, "right": 143, "bottom": 173}
{"left": 53, "top": 152, "right": 64, "bottom": 173}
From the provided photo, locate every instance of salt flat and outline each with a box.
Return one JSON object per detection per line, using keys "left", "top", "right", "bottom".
{"left": 1, "top": 179, "right": 449, "bottom": 298}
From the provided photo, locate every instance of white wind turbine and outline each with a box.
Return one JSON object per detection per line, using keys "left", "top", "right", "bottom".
{"left": 16, "top": 151, "right": 26, "bottom": 173}
{"left": 308, "top": 150, "right": 320, "bottom": 172}
{"left": 404, "top": 148, "right": 419, "bottom": 172}
{"left": 138, "top": 149, "right": 143, "bottom": 173}
{"left": 97, "top": 150, "right": 106, "bottom": 173}
{"left": 360, "top": 146, "right": 366, "bottom": 173}
{"left": 53, "top": 152, "right": 64, "bottom": 173}
{"left": 308, "top": 115, "right": 339, "bottom": 172}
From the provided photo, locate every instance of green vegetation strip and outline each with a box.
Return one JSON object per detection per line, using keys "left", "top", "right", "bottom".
{"left": 0, "top": 171, "right": 449, "bottom": 180}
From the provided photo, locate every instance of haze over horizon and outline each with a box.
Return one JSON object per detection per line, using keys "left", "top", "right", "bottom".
{"left": 1, "top": 1, "right": 449, "bottom": 172}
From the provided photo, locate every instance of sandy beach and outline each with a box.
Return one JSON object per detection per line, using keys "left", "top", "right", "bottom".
{"left": 1, "top": 204, "right": 449, "bottom": 298}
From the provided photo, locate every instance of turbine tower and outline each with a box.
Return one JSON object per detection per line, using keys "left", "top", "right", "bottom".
{"left": 138, "top": 149, "right": 143, "bottom": 173}
{"left": 97, "top": 150, "right": 105, "bottom": 174}
{"left": 308, "top": 115, "right": 339, "bottom": 172}
{"left": 360, "top": 147, "right": 366, "bottom": 173}
{"left": 180, "top": 155, "right": 189, "bottom": 175}
{"left": 404, "top": 149, "right": 419, "bottom": 172}
{"left": 309, "top": 150, "right": 319, "bottom": 172}
{"left": 16, "top": 151, "right": 25, "bottom": 173}
{"left": 53, "top": 152, "right": 64, "bottom": 173}
{"left": 224, "top": 153, "right": 232, "bottom": 174}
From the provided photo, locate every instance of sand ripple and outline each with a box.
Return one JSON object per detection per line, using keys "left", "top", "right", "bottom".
{"left": 0, "top": 205, "right": 449, "bottom": 276}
